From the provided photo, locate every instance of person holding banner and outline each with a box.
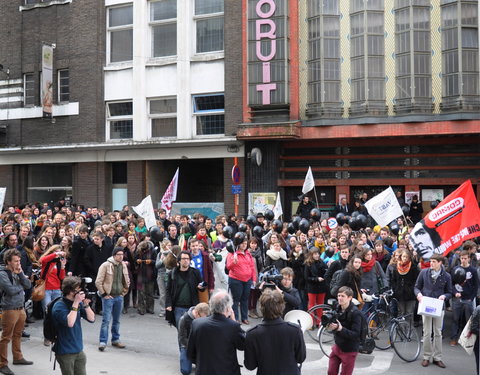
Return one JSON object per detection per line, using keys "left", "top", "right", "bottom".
{"left": 414, "top": 253, "right": 452, "bottom": 368}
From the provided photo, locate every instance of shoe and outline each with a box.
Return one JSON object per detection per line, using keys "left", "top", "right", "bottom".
{"left": 433, "top": 360, "right": 446, "bottom": 368}
{"left": 0, "top": 365, "right": 14, "bottom": 375}
{"left": 98, "top": 344, "right": 106, "bottom": 352}
{"left": 421, "top": 360, "right": 429, "bottom": 367}
{"left": 21, "top": 331, "right": 30, "bottom": 338}
{"left": 241, "top": 320, "right": 250, "bottom": 325}
{"left": 147, "top": 310, "right": 154, "bottom": 314}
{"left": 450, "top": 339, "right": 457, "bottom": 346}
{"left": 112, "top": 342, "right": 126, "bottom": 349}
{"left": 25, "top": 316, "right": 35, "bottom": 324}
{"left": 12, "top": 358, "right": 33, "bottom": 365}
{"left": 138, "top": 311, "right": 145, "bottom": 315}
{"left": 158, "top": 312, "right": 165, "bottom": 317}
{"left": 43, "top": 339, "right": 50, "bottom": 347}
{"left": 122, "top": 308, "right": 128, "bottom": 314}
{"left": 248, "top": 310, "right": 258, "bottom": 319}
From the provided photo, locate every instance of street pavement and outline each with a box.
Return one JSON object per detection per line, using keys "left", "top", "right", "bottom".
{"left": 12, "top": 308, "right": 478, "bottom": 375}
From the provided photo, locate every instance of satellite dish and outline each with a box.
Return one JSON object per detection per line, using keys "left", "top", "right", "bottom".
{"left": 250, "top": 147, "right": 262, "bottom": 166}
{"left": 284, "top": 310, "right": 313, "bottom": 333}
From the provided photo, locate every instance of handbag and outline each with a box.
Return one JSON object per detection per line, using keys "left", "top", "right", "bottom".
{"left": 458, "top": 317, "right": 477, "bottom": 355}
{"left": 31, "top": 279, "right": 46, "bottom": 302}
{"left": 354, "top": 280, "right": 365, "bottom": 310}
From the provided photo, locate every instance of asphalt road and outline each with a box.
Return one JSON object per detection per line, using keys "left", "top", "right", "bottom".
{"left": 12, "top": 308, "right": 478, "bottom": 375}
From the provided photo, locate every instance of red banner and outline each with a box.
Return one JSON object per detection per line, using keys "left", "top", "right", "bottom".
{"left": 410, "top": 180, "right": 480, "bottom": 260}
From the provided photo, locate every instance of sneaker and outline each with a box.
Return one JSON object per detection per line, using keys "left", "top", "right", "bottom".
{"left": 112, "top": 342, "right": 126, "bottom": 349}
{"left": 0, "top": 365, "right": 14, "bottom": 375}
{"left": 98, "top": 344, "right": 106, "bottom": 352}
{"left": 43, "top": 339, "right": 51, "bottom": 347}
{"left": 12, "top": 358, "right": 33, "bottom": 365}
{"left": 450, "top": 340, "right": 457, "bottom": 346}
{"left": 158, "top": 312, "right": 165, "bottom": 317}
{"left": 21, "top": 332, "right": 30, "bottom": 338}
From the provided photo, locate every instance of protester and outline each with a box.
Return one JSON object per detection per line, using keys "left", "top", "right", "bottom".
{"left": 52, "top": 276, "right": 95, "bottom": 375}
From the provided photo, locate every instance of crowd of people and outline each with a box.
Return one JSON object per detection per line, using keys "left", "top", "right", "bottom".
{"left": 0, "top": 193, "right": 479, "bottom": 374}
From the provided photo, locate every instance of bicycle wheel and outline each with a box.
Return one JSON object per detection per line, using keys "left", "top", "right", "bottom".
{"left": 318, "top": 325, "right": 335, "bottom": 358}
{"left": 368, "top": 310, "right": 391, "bottom": 350}
{"left": 306, "top": 304, "right": 332, "bottom": 343}
{"left": 390, "top": 319, "right": 421, "bottom": 362}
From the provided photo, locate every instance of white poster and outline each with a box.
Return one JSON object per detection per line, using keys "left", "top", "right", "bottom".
{"left": 41, "top": 44, "right": 53, "bottom": 119}
{"left": 0, "top": 188, "right": 6, "bottom": 213}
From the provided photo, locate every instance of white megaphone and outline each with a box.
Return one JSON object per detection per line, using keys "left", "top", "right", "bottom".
{"left": 284, "top": 310, "right": 313, "bottom": 333}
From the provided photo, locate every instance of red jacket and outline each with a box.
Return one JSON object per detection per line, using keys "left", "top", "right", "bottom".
{"left": 226, "top": 251, "right": 256, "bottom": 283}
{"left": 40, "top": 252, "right": 65, "bottom": 290}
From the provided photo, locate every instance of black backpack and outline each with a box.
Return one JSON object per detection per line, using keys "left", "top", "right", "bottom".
{"left": 43, "top": 297, "right": 63, "bottom": 343}
{"left": 329, "top": 269, "right": 344, "bottom": 296}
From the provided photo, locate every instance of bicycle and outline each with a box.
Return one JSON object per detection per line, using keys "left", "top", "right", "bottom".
{"left": 305, "top": 300, "right": 334, "bottom": 343}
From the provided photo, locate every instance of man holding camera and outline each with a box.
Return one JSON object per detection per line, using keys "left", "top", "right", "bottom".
{"left": 245, "top": 289, "right": 306, "bottom": 374}
{"left": 52, "top": 276, "right": 95, "bottom": 375}
{"left": 326, "top": 286, "right": 363, "bottom": 375}
{"left": 95, "top": 247, "right": 130, "bottom": 352}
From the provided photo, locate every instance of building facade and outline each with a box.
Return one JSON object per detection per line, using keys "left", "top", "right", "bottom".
{"left": 0, "top": 0, "right": 244, "bottom": 215}
{"left": 231, "top": 0, "right": 480, "bottom": 218}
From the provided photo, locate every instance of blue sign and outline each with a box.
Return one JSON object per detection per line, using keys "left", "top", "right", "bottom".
{"left": 231, "top": 184, "right": 242, "bottom": 195}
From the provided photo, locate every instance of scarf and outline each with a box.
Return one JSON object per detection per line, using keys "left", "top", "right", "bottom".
{"left": 397, "top": 260, "right": 411, "bottom": 275}
{"left": 373, "top": 251, "right": 385, "bottom": 263}
{"left": 431, "top": 268, "right": 441, "bottom": 281}
{"left": 361, "top": 257, "right": 376, "bottom": 273}
{"left": 266, "top": 249, "right": 288, "bottom": 261}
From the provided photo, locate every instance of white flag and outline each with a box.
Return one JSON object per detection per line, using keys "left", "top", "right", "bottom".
{"left": 302, "top": 166, "right": 315, "bottom": 194}
{"left": 132, "top": 195, "right": 157, "bottom": 229}
{"left": 0, "top": 188, "right": 6, "bottom": 213}
{"left": 273, "top": 192, "right": 283, "bottom": 219}
{"left": 161, "top": 168, "right": 179, "bottom": 215}
{"left": 364, "top": 186, "right": 403, "bottom": 227}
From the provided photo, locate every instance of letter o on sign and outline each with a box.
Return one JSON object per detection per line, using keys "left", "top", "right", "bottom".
{"left": 256, "top": 0, "right": 276, "bottom": 18}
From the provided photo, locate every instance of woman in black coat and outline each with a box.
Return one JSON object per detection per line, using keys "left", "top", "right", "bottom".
{"left": 304, "top": 247, "right": 328, "bottom": 324}
{"left": 390, "top": 249, "right": 419, "bottom": 319}
{"left": 336, "top": 254, "right": 363, "bottom": 302}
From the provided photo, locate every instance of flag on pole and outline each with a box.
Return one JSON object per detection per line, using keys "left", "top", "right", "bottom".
{"left": 132, "top": 195, "right": 157, "bottom": 229}
{"left": 161, "top": 168, "right": 179, "bottom": 215}
{"left": 273, "top": 192, "right": 283, "bottom": 219}
{"left": 302, "top": 166, "right": 315, "bottom": 194}
{"left": 364, "top": 186, "right": 403, "bottom": 227}
{"left": 0, "top": 188, "right": 6, "bottom": 213}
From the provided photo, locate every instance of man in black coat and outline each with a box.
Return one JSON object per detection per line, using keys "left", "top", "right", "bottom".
{"left": 187, "top": 291, "right": 245, "bottom": 375}
{"left": 296, "top": 195, "right": 315, "bottom": 219}
{"left": 245, "top": 289, "right": 306, "bottom": 375}
{"left": 335, "top": 197, "right": 351, "bottom": 216}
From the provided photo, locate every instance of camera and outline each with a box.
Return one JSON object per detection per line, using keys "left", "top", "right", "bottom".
{"left": 259, "top": 265, "right": 283, "bottom": 288}
{"left": 199, "top": 281, "right": 208, "bottom": 288}
{"left": 321, "top": 310, "right": 340, "bottom": 327}
{"left": 81, "top": 277, "right": 96, "bottom": 296}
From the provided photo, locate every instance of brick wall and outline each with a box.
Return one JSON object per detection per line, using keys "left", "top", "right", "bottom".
{"left": 73, "top": 162, "right": 110, "bottom": 210}
{"left": 127, "top": 161, "right": 146, "bottom": 207}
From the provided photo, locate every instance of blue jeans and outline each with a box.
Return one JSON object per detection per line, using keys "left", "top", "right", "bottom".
{"left": 179, "top": 347, "right": 192, "bottom": 375}
{"left": 174, "top": 307, "right": 189, "bottom": 328}
{"left": 228, "top": 278, "right": 251, "bottom": 321}
{"left": 99, "top": 296, "right": 123, "bottom": 345}
{"left": 42, "top": 289, "right": 62, "bottom": 312}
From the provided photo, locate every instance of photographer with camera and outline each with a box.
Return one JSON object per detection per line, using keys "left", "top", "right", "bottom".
{"left": 260, "top": 267, "right": 301, "bottom": 316}
{"left": 95, "top": 247, "right": 130, "bottom": 352}
{"left": 244, "top": 289, "right": 306, "bottom": 374}
{"left": 51, "top": 276, "right": 95, "bottom": 375}
{"left": 325, "top": 286, "right": 363, "bottom": 375}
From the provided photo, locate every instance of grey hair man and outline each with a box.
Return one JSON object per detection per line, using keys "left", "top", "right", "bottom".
{"left": 187, "top": 291, "right": 245, "bottom": 375}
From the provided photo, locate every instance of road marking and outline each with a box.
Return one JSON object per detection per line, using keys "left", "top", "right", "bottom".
{"left": 304, "top": 343, "right": 394, "bottom": 374}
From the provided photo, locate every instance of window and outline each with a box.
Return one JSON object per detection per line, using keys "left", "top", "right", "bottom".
{"left": 193, "top": 94, "right": 224, "bottom": 135}
{"left": 24, "top": 73, "right": 35, "bottom": 106}
{"left": 441, "top": 0, "right": 479, "bottom": 109}
{"left": 194, "top": 0, "right": 224, "bottom": 53}
{"left": 58, "top": 69, "right": 70, "bottom": 102}
{"left": 394, "top": 1, "right": 432, "bottom": 113}
{"left": 150, "top": 0, "right": 177, "bottom": 57}
{"left": 350, "top": 0, "right": 386, "bottom": 115}
{"left": 150, "top": 97, "right": 177, "bottom": 137}
{"left": 108, "top": 5, "right": 133, "bottom": 63}
{"left": 107, "top": 101, "right": 133, "bottom": 139}
{"left": 307, "top": 0, "right": 341, "bottom": 116}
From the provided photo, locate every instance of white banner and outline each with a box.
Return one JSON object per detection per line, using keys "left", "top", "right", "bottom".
{"left": 161, "top": 168, "right": 179, "bottom": 215}
{"left": 132, "top": 195, "right": 157, "bottom": 229}
{"left": 302, "top": 166, "right": 315, "bottom": 194}
{"left": 0, "top": 188, "right": 6, "bottom": 213}
{"left": 41, "top": 44, "right": 53, "bottom": 119}
{"left": 364, "top": 186, "right": 403, "bottom": 227}
{"left": 273, "top": 192, "right": 283, "bottom": 219}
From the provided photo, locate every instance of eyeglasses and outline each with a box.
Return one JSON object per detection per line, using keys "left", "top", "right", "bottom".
{"left": 180, "top": 257, "right": 190, "bottom": 261}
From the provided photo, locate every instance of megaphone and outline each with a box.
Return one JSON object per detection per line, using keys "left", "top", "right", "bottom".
{"left": 284, "top": 310, "right": 313, "bottom": 333}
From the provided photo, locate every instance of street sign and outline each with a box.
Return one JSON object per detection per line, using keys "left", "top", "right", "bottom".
{"left": 232, "top": 165, "right": 241, "bottom": 184}
{"left": 231, "top": 184, "right": 242, "bottom": 195}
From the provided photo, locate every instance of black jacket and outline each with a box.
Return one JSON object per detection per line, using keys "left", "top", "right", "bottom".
{"left": 296, "top": 201, "right": 315, "bottom": 219}
{"left": 288, "top": 253, "right": 306, "bottom": 291}
{"left": 178, "top": 307, "right": 195, "bottom": 348}
{"left": 244, "top": 317, "right": 306, "bottom": 375}
{"left": 391, "top": 264, "right": 419, "bottom": 302}
{"left": 84, "top": 243, "right": 110, "bottom": 278}
{"left": 333, "top": 302, "right": 363, "bottom": 352}
{"left": 304, "top": 260, "right": 328, "bottom": 294}
{"left": 278, "top": 285, "right": 301, "bottom": 316}
{"left": 70, "top": 236, "right": 91, "bottom": 277}
{"left": 187, "top": 313, "right": 245, "bottom": 375}
{"left": 337, "top": 270, "right": 361, "bottom": 300}
{"left": 166, "top": 267, "right": 202, "bottom": 309}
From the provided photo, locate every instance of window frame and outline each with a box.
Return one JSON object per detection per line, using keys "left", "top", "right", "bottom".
{"left": 149, "top": 96, "right": 177, "bottom": 138}
{"left": 106, "top": 4, "right": 134, "bottom": 64}
{"left": 106, "top": 101, "right": 133, "bottom": 141}
{"left": 193, "top": 0, "right": 224, "bottom": 54}
{"left": 149, "top": 0, "right": 177, "bottom": 58}
{"left": 57, "top": 69, "right": 70, "bottom": 103}
{"left": 192, "top": 93, "right": 225, "bottom": 136}
{"left": 23, "top": 73, "right": 35, "bottom": 107}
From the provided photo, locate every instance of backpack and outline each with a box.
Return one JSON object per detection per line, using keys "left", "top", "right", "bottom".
{"left": 329, "top": 269, "right": 344, "bottom": 296}
{"left": 43, "top": 296, "right": 63, "bottom": 343}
